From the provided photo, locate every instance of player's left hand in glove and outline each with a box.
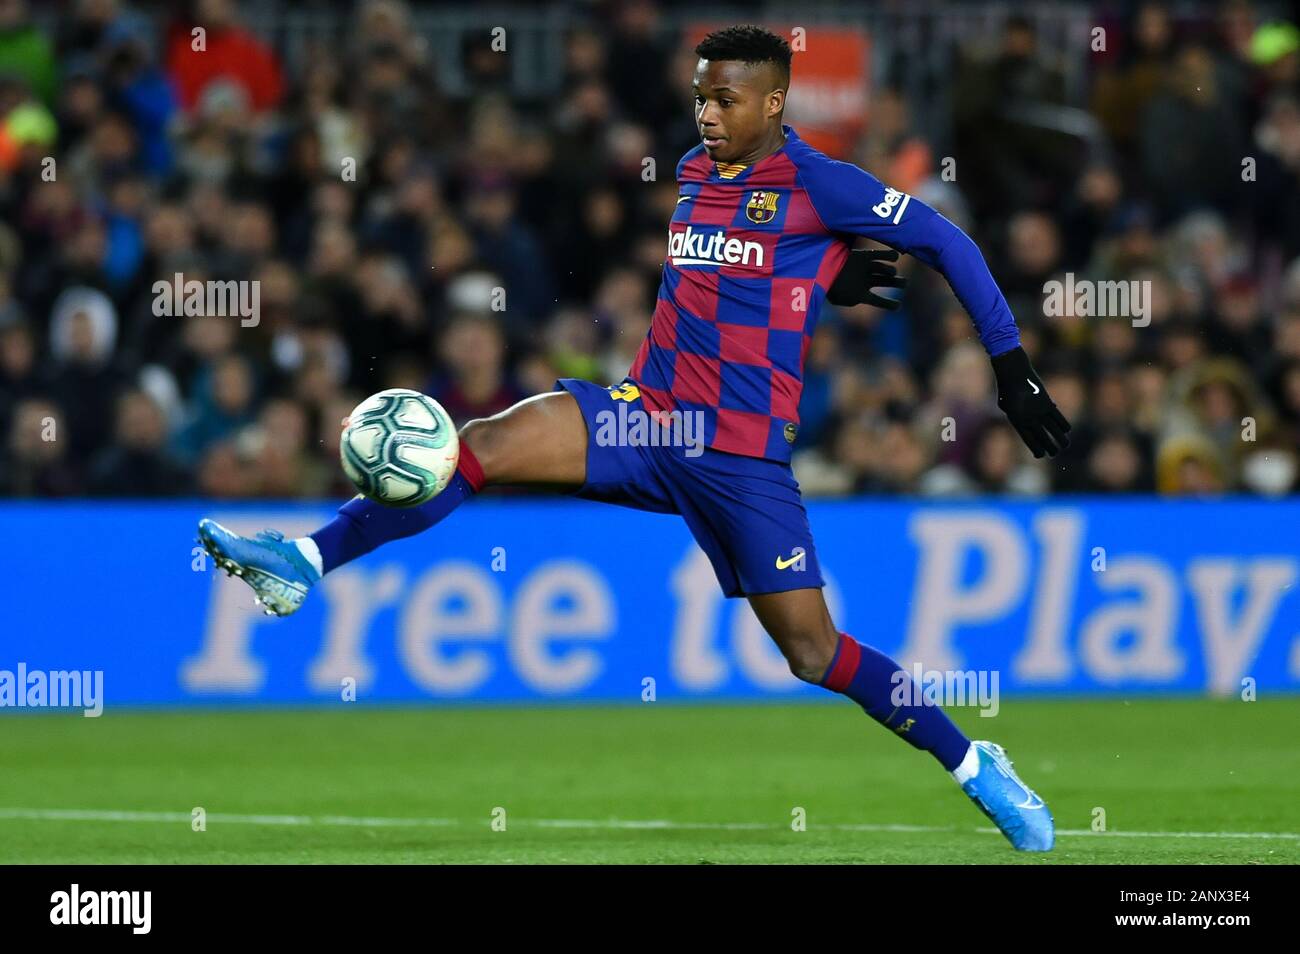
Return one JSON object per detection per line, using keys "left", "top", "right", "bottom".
{"left": 827, "top": 248, "right": 908, "bottom": 309}
{"left": 990, "top": 346, "right": 1072, "bottom": 459}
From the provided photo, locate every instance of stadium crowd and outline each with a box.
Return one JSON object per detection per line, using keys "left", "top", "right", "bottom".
{"left": 1, "top": 0, "right": 1298, "bottom": 499}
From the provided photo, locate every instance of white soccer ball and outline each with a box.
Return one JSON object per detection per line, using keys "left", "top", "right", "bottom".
{"left": 340, "top": 389, "right": 460, "bottom": 507}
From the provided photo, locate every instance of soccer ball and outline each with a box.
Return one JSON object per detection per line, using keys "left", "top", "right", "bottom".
{"left": 340, "top": 389, "right": 460, "bottom": 507}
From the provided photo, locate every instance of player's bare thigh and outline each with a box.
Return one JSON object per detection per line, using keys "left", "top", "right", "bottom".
{"left": 748, "top": 587, "right": 841, "bottom": 684}
{"left": 458, "top": 391, "right": 589, "bottom": 487}
{"left": 339, "top": 391, "right": 588, "bottom": 487}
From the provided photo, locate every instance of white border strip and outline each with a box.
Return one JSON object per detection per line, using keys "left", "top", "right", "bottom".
{"left": 893, "top": 193, "right": 911, "bottom": 224}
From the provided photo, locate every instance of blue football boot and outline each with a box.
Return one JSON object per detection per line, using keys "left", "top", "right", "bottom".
{"left": 197, "top": 518, "right": 320, "bottom": 617}
{"left": 960, "top": 740, "right": 1055, "bottom": 851}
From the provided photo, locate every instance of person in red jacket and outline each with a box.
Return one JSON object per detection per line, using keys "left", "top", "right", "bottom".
{"left": 165, "top": 0, "right": 283, "bottom": 114}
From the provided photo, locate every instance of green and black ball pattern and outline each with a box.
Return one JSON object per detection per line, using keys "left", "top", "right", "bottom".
{"left": 340, "top": 389, "right": 457, "bottom": 507}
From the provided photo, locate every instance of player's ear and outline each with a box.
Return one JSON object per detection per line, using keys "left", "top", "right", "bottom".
{"left": 767, "top": 87, "right": 785, "bottom": 119}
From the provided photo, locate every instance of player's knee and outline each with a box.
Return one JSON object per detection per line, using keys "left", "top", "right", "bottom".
{"left": 459, "top": 417, "right": 501, "bottom": 482}
{"left": 785, "top": 638, "right": 836, "bottom": 685}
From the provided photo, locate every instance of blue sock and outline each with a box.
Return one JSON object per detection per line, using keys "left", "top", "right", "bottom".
{"left": 310, "top": 446, "right": 486, "bottom": 574}
{"left": 819, "top": 633, "right": 971, "bottom": 772}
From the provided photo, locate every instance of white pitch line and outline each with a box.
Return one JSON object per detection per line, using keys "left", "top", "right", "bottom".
{"left": 0, "top": 808, "right": 1295, "bottom": 841}
{"left": 0, "top": 808, "right": 457, "bottom": 828}
{"left": 1054, "top": 828, "right": 1300, "bottom": 840}
{"left": 534, "top": 818, "right": 772, "bottom": 831}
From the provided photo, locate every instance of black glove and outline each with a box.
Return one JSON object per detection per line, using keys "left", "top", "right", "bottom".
{"left": 990, "top": 346, "right": 1072, "bottom": 459}
{"left": 826, "top": 248, "right": 908, "bottom": 309}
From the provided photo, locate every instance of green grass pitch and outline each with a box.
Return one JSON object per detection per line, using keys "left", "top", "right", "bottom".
{"left": 0, "top": 697, "right": 1296, "bottom": 863}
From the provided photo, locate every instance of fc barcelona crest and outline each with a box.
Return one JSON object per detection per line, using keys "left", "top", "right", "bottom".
{"left": 745, "top": 190, "right": 780, "bottom": 224}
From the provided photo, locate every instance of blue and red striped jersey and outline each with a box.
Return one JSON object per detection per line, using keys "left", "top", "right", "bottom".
{"left": 626, "top": 123, "right": 1020, "bottom": 462}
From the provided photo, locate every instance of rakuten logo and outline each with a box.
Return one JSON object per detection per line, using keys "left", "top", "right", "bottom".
{"left": 668, "top": 226, "right": 764, "bottom": 268}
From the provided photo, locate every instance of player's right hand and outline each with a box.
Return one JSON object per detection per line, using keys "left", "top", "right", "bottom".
{"left": 989, "top": 346, "right": 1072, "bottom": 459}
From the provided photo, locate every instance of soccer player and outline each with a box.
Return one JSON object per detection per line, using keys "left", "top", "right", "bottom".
{"left": 199, "top": 26, "right": 1071, "bottom": 851}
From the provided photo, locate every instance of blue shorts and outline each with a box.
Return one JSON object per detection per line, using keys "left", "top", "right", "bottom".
{"left": 555, "top": 378, "right": 824, "bottom": 598}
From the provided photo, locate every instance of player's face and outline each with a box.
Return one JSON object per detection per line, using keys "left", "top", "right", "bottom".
{"left": 692, "top": 58, "right": 785, "bottom": 164}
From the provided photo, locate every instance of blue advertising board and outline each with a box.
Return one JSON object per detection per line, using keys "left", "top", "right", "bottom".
{"left": 0, "top": 498, "right": 1296, "bottom": 708}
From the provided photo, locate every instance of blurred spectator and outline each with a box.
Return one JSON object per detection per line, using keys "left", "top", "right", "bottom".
{"left": 172, "top": 350, "right": 256, "bottom": 464}
{"left": 101, "top": 18, "right": 177, "bottom": 177}
{"left": 916, "top": 341, "right": 998, "bottom": 469}
{"left": 1085, "top": 429, "right": 1154, "bottom": 492}
{"left": 920, "top": 419, "right": 1048, "bottom": 496}
{"left": 952, "top": 15, "right": 1070, "bottom": 220}
{"left": 1240, "top": 438, "right": 1299, "bottom": 495}
{"left": 1139, "top": 42, "right": 1249, "bottom": 223}
{"left": 165, "top": 0, "right": 283, "bottom": 114}
{"left": 1090, "top": 2, "right": 1175, "bottom": 166}
{"left": 0, "top": 0, "right": 56, "bottom": 104}
{"left": 88, "top": 388, "right": 189, "bottom": 495}
{"left": 1254, "top": 91, "right": 1300, "bottom": 260}
{"left": 1156, "top": 432, "right": 1227, "bottom": 494}
{"left": 427, "top": 312, "right": 524, "bottom": 423}
{"left": 0, "top": 316, "right": 38, "bottom": 427}
{"left": 1, "top": 397, "right": 80, "bottom": 495}
{"left": 245, "top": 396, "right": 325, "bottom": 497}
{"left": 46, "top": 287, "right": 122, "bottom": 459}
{"left": 195, "top": 439, "right": 250, "bottom": 497}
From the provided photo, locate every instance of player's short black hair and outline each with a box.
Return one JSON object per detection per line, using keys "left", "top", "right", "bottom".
{"left": 694, "top": 25, "right": 792, "bottom": 88}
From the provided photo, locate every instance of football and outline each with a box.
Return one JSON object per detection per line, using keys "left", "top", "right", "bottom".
{"left": 340, "top": 389, "right": 460, "bottom": 507}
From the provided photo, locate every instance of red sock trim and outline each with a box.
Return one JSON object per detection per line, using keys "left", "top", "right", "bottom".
{"left": 821, "top": 633, "right": 861, "bottom": 692}
{"left": 456, "top": 442, "right": 486, "bottom": 492}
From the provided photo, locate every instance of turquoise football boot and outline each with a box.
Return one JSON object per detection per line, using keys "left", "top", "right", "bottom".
{"left": 197, "top": 518, "right": 320, "bottom": 617}
{"left": 960, "top": 740, "right": 1055, "bottom": 851}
